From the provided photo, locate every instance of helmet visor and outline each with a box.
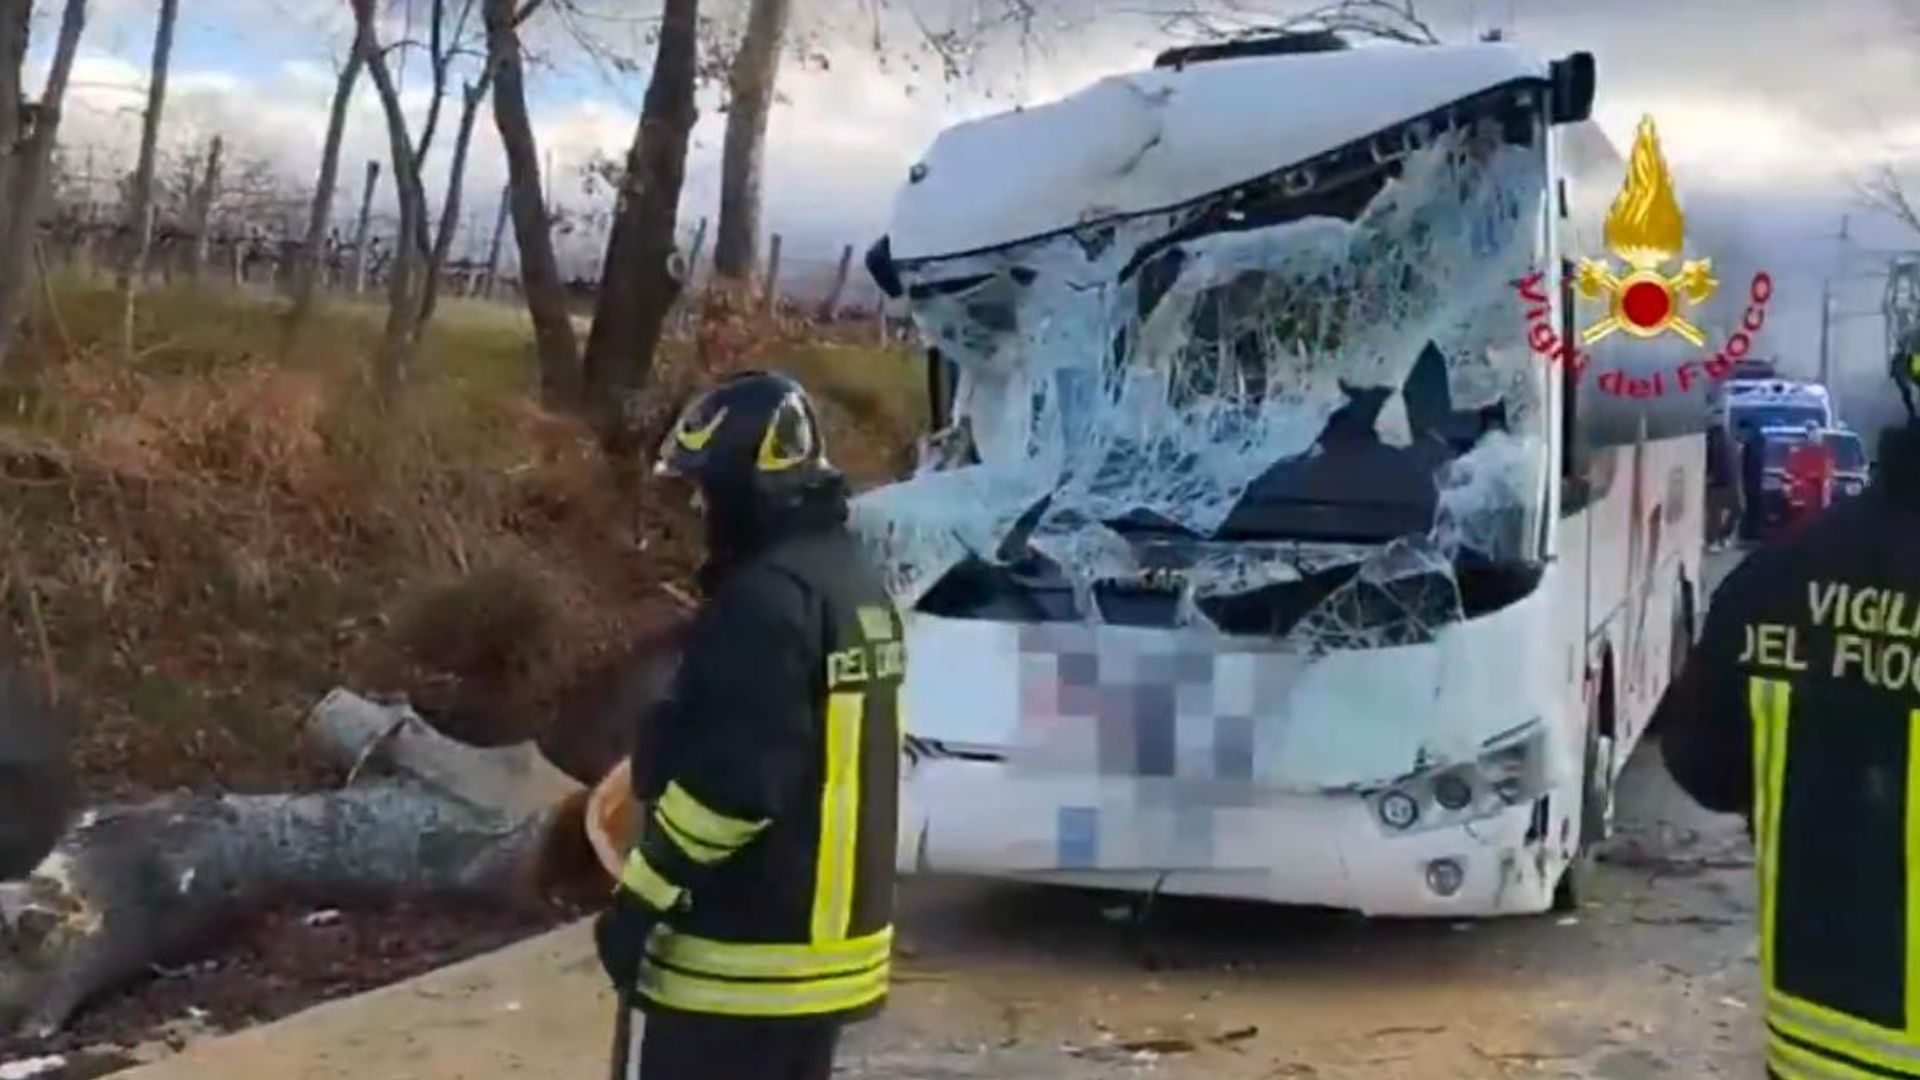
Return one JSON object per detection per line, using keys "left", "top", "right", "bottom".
{"left": 654, "top": 390, "right": 730, "bottom": 478}
{"left": 756, "top": 391, "right": 820, "bottom": 473}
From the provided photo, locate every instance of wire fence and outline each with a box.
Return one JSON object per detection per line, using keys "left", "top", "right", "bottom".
{"left": 39, "top": 145, "right": 911, "bottom": 342}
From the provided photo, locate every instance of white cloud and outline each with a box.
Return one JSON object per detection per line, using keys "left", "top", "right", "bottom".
{"left": 14, "top": 0, "right": 1920, "bottom": 371}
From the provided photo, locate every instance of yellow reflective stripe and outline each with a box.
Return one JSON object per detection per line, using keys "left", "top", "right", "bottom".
{"left": 1772, "top": 995, "right": 1920, "bottom": 1074}
{"left": 620, "top": 850, "right": 686, "bottom": 913}
{"left": 1907, "top": 705, "right": 1920, "bottom": 1035}
{"left": 811, "top": 692, "right": 863, "bottom": 943}
{"left": 638, "top": 959, "right": 888, "bottom": 1018}
{"left": 648, "top": 926, "right": 892, "bottom": 981}
{"left": 1751, "top": 676, "right": 1791, "bottom": 993}
{"left": 856, "top": 605, "right": 896, "bottom": 642}
{"left": 657, "top": 780, "right": 768, "bottom": 853}
{"left": 674, "top": 406, "right": 727, "bottom": 451}
{"left": 1768, "top": 1031, "right": 1913, "bottom": 1080}
{"left": 652, "top": 807, "right": 733, "bottom": 866}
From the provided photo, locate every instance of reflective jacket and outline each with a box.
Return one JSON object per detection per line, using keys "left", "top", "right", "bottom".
{"left": 620, "top": 523, "right": 903, "bottom": 1025}
{"left": 1659, "top": 425, "right": 1920, "bottom": 1080}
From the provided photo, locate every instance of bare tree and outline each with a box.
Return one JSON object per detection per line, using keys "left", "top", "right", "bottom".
{"left": 420, "top": 71, "right": 495, "bottom": 323}
{"left": 485, "top": 0, "right": 580, "bottom": 409}
{"left": 710, "top": 0, "right": 793, "bottom": 286}
{"left": 116, "top": 0, "right": 181, "bottom": 353}
{"left": 354, "top": 0, "right": 434, "bottom": 398}
{"left": 1862, "top": 164, "right": 1920, "bottom": 241}
{"left": 581, "top": 0, "right": 702, "bottom": 453}
{"left": 287, "top": 48, "right": 365, "bottom": 334}
{"left": 1152, "top": 0, "right": 1440, "bottom": 44}
{"left": 184, "top": 135, "right": 222, "bottom": 280}
{"left": 414, "top": 0, "right": 479, "bottom": 176}
{"left": 349, "top": 158, "right": 381, "bottom": 293}
{"left": 479, "top": 181, "right": 510, "bottom": 299}
{"left": 0, "top": 0, "right": 88, "bottom": 369}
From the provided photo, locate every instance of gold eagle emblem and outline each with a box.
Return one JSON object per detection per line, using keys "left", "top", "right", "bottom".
{"left": 1575, "top": 115, "right": 1717, "bottom": 346}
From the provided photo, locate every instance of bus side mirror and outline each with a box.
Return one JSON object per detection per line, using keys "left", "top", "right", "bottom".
{"left": 866, "top": 236, "right": 903, "bottom": 299}
{"left": 1548, "top": 52, "right": 1595, "bottom": 125}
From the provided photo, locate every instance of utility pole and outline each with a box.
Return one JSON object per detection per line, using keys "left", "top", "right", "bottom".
{"left": 1819, "top": 214, "right": 1851, "bottom": 389}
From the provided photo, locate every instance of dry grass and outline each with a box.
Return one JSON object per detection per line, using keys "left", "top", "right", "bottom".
{"left": 0, "top": 273, "right": 923, "bottom": 795}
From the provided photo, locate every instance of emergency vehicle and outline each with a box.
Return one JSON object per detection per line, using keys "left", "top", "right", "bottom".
{"left": 1827, "top": 427, "right": 1870, "bottom": 502}
{"left": 1721, "top": 378, "right": 1835, "bottom": 435}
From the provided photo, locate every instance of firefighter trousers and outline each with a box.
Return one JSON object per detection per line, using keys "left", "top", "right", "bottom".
{"left": 638, "top": 1010, "right": 840, "bottom": 1080}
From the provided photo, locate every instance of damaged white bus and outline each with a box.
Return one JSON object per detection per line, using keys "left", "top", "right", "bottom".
{"left": 855, "top": 34, "right": 1708, "bottom": 917}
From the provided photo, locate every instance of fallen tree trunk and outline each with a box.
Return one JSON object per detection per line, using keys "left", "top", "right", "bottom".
{"left": 0, "top": 691, "right": 588, "bottom": 1038}
{"left": 0, "top": 787, "right": 556, "bottom": 1038}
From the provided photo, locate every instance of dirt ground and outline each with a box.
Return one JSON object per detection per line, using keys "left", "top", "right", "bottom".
{"left": 88, "top": 747, "right": 1760, "bottom": 1080}
{"left": 79, "top": 553, "right": 1764, "bottom": 1080}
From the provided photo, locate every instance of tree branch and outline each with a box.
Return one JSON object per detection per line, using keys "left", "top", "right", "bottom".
{"left": 1861, "top": 163, "right": 1920, "bottom": 240}
{"left": 1153, "top": 0, "right": 1442, "bottom": 46}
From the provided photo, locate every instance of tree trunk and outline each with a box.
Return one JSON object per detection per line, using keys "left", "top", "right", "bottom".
{"left": 0, "top": 0, "right": 87, "bottom": 370}
{"left": 413, "top": 0, "right": 452, "bottom": 174}
{"left": 479, "top": 181, "right": 509, "bottom": 300}
{"left": 668, "top": 215, "right": 708, "bottom": 335}
{"left": 710, "top": 0, "right": 792, "bottom": 284}
{"left": 349, "top": 159, "right": 380, "bottom": 295}
{"left": 418, "top": 72, "right": 492, "bottom": 326}
{"left": 581, "top": 0, "right": 700, "bottom": 454}
{"left": 0, "top": 690, "right": 585, "bottom": 1040}
{"left": 484, "top": 0, "right": 578, "bottom": 410}
{"left": 115, "top": 0, "right": 179, "bottom": 354}
{"left": 761, "top": 231, "right": 782, "bottom": 319}
{"left": 0, "top": 1, "right": 30, "bottom": 225}
{"left": 817, "top": 242, "right": 852, "bottom": 321}
{"left": 287, "top": 50, "right": 364, "bottom": 331}
{"left": 355, "top": 1, "right": 431, "bottom": 400}
{"left": 184, "top": 135, "right": 222, "bottom": 281}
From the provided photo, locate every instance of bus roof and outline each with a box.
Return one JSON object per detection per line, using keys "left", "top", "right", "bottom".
{"left": 884, "top": 42, "right": 1552, "bottom": 261}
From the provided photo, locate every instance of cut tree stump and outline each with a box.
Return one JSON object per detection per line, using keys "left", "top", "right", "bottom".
{"left": 0, "top": 691, "right": 590, "bottom": 1038}
{"left": 308, "top": 689, "right": 583, "bottom": 820}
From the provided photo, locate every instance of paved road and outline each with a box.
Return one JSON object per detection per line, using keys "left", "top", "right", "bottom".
{"left": 121, "top": 553, "right": 1763, "bottom": 1080}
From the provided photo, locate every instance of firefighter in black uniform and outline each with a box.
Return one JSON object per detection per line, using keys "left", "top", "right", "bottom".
{"left": 594, "top": 371, "right": 903, "bottom": 1080}
{"left": 1658, "top": 356, "right": 1920, "bottom": 1079}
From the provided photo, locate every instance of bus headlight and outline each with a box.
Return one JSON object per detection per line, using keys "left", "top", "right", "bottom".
{"left": 1433, "top": 771, "right": 1474, "bottom": 811}
{"left": 1378, "top": 791, "right": 1421, "bottom": 831}
{"left": 1368, "top": 721, "right": 1547, "bottom": 835}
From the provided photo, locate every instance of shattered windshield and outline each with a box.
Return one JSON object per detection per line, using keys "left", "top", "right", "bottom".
{"left": 853, "top": 102, "right": 1552, "bottom": 646}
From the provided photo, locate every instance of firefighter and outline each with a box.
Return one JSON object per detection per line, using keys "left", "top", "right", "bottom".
{"left": 1781, "top": 434, "right": 1833, "bottom": 529}
{"left": 594, "top": 371, "right": 904, "bottom": 1080}
{"left": 1656, "top": 369, "right": 1920, "bottom": 1078}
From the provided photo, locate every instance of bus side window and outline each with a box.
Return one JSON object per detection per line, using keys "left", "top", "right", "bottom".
{"left": 926, "top": 346, "right": 958, "bottom": 428}
{"left": 1558, "top": 257, "right": 1592, "bottom": 515}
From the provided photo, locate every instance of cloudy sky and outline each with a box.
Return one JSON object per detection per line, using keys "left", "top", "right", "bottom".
{"left": 23, "top": 0, "right": 1920, "bottom": 406}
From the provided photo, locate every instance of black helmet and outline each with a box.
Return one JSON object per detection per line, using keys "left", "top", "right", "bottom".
{"left": 654, "top": 370, "right": 839, "bottom": 510}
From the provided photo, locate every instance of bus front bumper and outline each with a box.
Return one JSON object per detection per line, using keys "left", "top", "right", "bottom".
{"left": 897, "top": 757, "right": 1567, "bottom": 918}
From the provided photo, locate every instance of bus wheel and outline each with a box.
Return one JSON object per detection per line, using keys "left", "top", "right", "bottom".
{"left": 1554, "top": 692, "right": 1614, "bottom": 912}
{"left": 1650, "top": 583, "right": 1695, "bottom": 741}
{"left": 1669, "top": 585, "right": 1694, "bottom": 684}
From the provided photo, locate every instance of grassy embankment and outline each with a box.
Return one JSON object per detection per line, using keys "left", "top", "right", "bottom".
{"left": 0, "top": 276, "right": 924, "bottom": 796}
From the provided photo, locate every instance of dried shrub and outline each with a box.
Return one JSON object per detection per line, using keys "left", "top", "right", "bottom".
{"left": 0, "top": 279, "right": 918, "bottom": 796}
